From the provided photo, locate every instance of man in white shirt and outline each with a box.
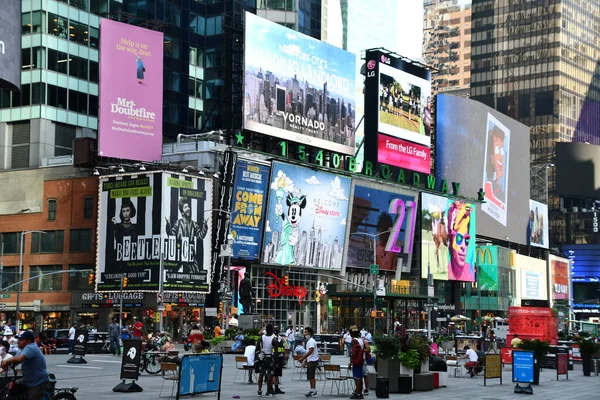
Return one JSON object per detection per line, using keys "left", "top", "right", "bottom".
{"left": 300, "top": 327, "right": 319, "bottom": 397}
{"left": 68, "top": 323, "right": 77, "bottom": 355}
{"left": 343, "top": 331, "right": 352, "bottom": 357}
{"left": 243, "top": 344, "right": 256, "bottom": 384}
{"left": 461, "top": 345, "right": 479, "bottom": 377}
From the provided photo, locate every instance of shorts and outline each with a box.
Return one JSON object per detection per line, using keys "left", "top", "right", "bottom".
{"left": 257, "top": 355, "right": 275, "bottom": 376}
{"left": 274, "top": 356, "right": 283, "bottom": 377}
{"left": 307, "top": 361, "right": 319, "bottom": 380}
{"left": 352, "top": 364, "right": 364, "bottom": 379}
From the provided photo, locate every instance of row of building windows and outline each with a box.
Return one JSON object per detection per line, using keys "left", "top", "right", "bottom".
{"left": 0, "top": 228, "right": 92, "bottom": 254}
{"left": 0, "top": 264, "right": 94, "bottom": 292}
{"left": 0, "top": 84, "right": 98, "bottom": 116}
{"left": 189, "top": 14, "right": 223, "bottom": 36}
{"left": 21, "top": 11, "right": 99, "bottom": 48}
{"left": 22, "top": 47, "right": 99, "bottom": 83}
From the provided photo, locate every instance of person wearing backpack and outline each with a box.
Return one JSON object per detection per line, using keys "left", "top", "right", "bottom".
{"left": 361, "top": 336, "right": 372, "bottom": 396}
{"left": 349, "top": 326, "right": 364, "bottom": 400}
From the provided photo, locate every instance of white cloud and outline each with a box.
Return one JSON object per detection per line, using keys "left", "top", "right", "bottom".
{"left": 340, "top": 218, "right": 346, "bottom": 226}
{"left": 286, "top": 32, "right": 298, "bottom": 40}
{"left": 328, "top": 176, "right": 348, "bottom": 201}
{"left": 305, "top": 176, "right": 321, "bottom": 185}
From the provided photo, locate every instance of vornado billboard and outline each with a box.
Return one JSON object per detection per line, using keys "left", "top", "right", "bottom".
{"left": 243, "top": 12, "right": 357, "bottom": 154}
{"left": 0, "top": 1, "right": 21, "bottom": 90}
{"left": 96, "top": 172, "right": 213, "bottom": 292}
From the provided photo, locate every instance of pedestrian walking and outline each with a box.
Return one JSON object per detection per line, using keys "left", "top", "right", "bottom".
{"left": 300, "top": 327, "right": 319, "bottom": 397}
{"left": 108, "top": 318, "right": 121, "bottom": 356}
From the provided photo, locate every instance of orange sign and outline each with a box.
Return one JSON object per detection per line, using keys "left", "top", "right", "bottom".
{"left": 550, "top": 256, "right": 569, "bottom": 301}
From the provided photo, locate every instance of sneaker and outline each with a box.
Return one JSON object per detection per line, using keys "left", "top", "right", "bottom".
{"left": 265, "top": 393, "right": 274, "bottom": 397}
{"left": 257, "top": 391, "right": 262, "bottom": 397}
{"left": 363, "top": 390, "right": 369, "bottom": 396}
{"left": 274, "top": 388, "right": 285, "bottom": 394}
{"left": 305, "top": 391, "right": 317, "bottom": 397}
{"left": 350, "top": 395, "right": 364, "bottom": 399}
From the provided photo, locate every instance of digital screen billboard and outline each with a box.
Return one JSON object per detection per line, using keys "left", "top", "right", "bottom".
{"left": 98, "top": 19, "right": 164, "bottom": 162}
{"left": 262, "top": 162, "right": 351, "bottom": 269}
{"left": 97, "top": 172, "right": 213, "bottom": 292}
{"left": 421, "top": 193, "right": 477, "bottom": 282}
{"left": 563, "top": 244, "right": 600, "bottom": 282}
{"left": 346, "top": 182, "right": 418, "bottom": 273}
{"left": 436, "top": 94, "right": 530, "bottom": 245}
{"left": 555, "top": 141, "right": 600, "bottom": 199}
{"left": 476, "top": 245, "right": 498, "bottom": 291}
{"left": 230, "top": 160, "right": 270, "bottom": 260}
{"left": 0, "top": 1, "right": 21, "bottom": 91}
{"left": 528, "top": 200, "right": 548, "bottom": 248}
{"left": 243, "top": 12, "right": 357, "bottom": 155}
{"left": 364, "top": 50, "right": 432, "bottom": 173}
{"left": 515, "top": 254, "right": 547, "bottom": 301}
{"left": 548, "top": 255, "right": 569, "bottom": 303}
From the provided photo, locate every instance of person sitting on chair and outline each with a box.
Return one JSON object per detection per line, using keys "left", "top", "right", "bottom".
{"left": 461, "top": 346, "right": 479, "bottom": 377}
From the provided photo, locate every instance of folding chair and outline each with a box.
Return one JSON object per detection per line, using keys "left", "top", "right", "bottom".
{"left": 234, "top": 356, "right": 255, "bottom": 384}
{"left": 159, "top": 362, "right": 179, "bottom": 398}
{"left": 321, "top": 364, "right": 351, "bottom": 396}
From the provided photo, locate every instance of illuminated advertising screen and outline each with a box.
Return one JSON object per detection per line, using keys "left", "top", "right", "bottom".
{"left": 346, "top": 182, "right": 418, "bottom": 273}
{"left": 98, "top": 19, "right": 164, "bottom": 162}
{"left": 0, "top": 1, "right": 21, "bottom": 90}
{"left": 515, "top": 254, "right": 547, "bottom": 302}
{"left": 476, "top": 245, "right": 498, "bottom": 291}
{"left": 420, "top": 193, "right": 477, "bottom": 282}
{"left": 243, "top": 12, "right": 357, "bottom": 155}
{"left": 548, "top": 255, "right": 569, "bottom": 303}
{"left": 230, "top": 160, "right": 270, "bottom": 260}
{"left": 96, "top": 172, "right": 213, "bottom": 292}
{"left": 262, "top": 162, "right": 351, "bottom": 269}
{"left": 364, "top": 50, "right": 432, "bottom": 173}
{"left": 436, "top": 94, "right": 530, "bottom": 244}
{"left": 528, "top": 200, "right": 549, "bottom": 248}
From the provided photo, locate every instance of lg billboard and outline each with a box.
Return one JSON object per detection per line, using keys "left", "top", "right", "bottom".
{"left": 243, "top": 12, "right": 357, "bottom": 155}
{"left": 98, "top": 19, "right": 164, "bottom": 162}
{"left": 436, "top": 94, "right": 531, "bottom": 245}
{"left": 0, "top": 1, "right": 21, "bottom": 91}
{"left": 96, "top": 172, "right": 213, "bottom": 292}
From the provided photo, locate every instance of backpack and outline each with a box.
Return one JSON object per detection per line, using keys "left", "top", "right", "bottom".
{"left": 350, "top": 338, "right": 364, "bottom": 366}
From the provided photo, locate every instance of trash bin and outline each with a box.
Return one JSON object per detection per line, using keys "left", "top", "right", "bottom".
{"left": 593, "top": 359, "right": 600, "bottom": 376}
{"left": 376, "top": 377, "right": 389, "bottom": 398}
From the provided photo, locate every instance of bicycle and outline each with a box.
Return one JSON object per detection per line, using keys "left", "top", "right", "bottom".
{"left": 0, "top": 365, "right": 78, "bottom": 400}
{"left": 139, "top": 349, "right": 163, "bottom": 375}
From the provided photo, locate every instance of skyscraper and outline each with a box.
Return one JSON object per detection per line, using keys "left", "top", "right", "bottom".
{"left": 423, "top": 0, "right": 472, "bottom": 95}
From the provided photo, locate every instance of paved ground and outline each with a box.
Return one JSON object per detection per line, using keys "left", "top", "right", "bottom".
{"left": 39, "top": 346, "right": 600, "bottom": 399}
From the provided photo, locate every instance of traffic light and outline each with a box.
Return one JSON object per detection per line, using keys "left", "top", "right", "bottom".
{"left": 219, "top": 302, "right": 224, "bottom": 314}
{"left": 87, "top": 272, "right": 95, "bottom": 285}
{"left": 122, "top": 276, "right": 128, "bottom": 288}
{"left": 284, "top": 276, "right": 289, "bottom": 285}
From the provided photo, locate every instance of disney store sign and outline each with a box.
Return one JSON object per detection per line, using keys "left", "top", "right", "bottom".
{"left": 265, "top": 272, "right": 308, "bottom": 305}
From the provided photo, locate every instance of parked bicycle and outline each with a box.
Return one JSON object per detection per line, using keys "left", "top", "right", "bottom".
{"left": 0, "top": 365, "right": 78, "bottom": 400}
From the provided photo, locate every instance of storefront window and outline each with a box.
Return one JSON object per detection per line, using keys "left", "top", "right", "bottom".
{"left": 30, "top": 265, "right": 63, "bottom": 291}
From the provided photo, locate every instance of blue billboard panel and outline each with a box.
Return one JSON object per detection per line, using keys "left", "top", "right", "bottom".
{"left": 243, "top": 12, "right": 357, "bottom": 155}
{"left": 179, "top": 354, "right": 223, "bottom": 396}
{"left": 231, "top": 160, "right": 270, "bottom": 259}
{"left": 262, "top": 162, "right": 351, "bottom": 269}
{"left": 512, "top": 350, "right": 534, "bottom": 383}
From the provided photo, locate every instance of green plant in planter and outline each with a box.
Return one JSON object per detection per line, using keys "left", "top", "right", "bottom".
{"left": 211, "top": 335, "right": 225, "bottom": 347}
{"left": 224, "top": 328, "right": 238, "bottom": 340}
{"left": 399, "top": 349, "right": 421, "bottom": 370}
{"left": 411, "top": 336, "right": 431, "bottom": 362}
{"left": 435, "top": 334, "right": 454, "bottom": 345}
{"left": 244, "top": 335, "right": 260, "bottom": 346}
{"left": 576, "top": 337, "right": 600, "bottom": 357}
{"left": 372, "top": 334, "right": 402, "bottom": 360}
{"left": 516, "top": 339, "right": 550, "bottom": 361}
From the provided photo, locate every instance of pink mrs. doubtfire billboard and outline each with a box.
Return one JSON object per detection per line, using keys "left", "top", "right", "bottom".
{"left": 98, "top": 19, "right": 164, "bottom": 162}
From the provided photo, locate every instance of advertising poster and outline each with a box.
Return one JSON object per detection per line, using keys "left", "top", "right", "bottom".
{"left": 243, "top": 12, "right": 357, "bottom": 155}
{"left": 521, "top": 270, "right": 542, "bottom": 300}
{"left": 436, "top": 94, "right": 530, "bottom": 245}
{"left": 482, "top": 113, "right": 510, "bottom": 226}
{"left": 229, "top": 266, "right": 248, "bottom": 314}
{"left": 98, "top": 19, "right": 164, "bottom": 162}
{"left": 179, "top": 354, "right": 223, "bottom": 396}
{"left": 421, "top": 194, "right": 476, "bottom": 282}
{"left": 162, "top": 173, "right": 213, "bottom": 292}
{"left": 347, "top": 182, "right": 418, "bottom": 273}
{"left": 548, "top": 255, "right": 569, "bottom": 302}
{"left": 476, "top": 245, "right": 499, "bottom": 291}
{"left": 97, "top": 173, "right": 163, "bottom": 291}
{"left": 528, "top": 200, "right": 549, "bottom": 248}
{"left": 230, "top": 161, "right": 270, "bottom": 259}
{"left": 512, "top": 350, "right": 535, "bottom": 383}
{"left": 377, "top": 135, "right": 431, "bottom": 174}
{"left": 0, "top": 1, "right": 21, "bottom": 90}
{"left": 378, "top": 63, "right": 432, "bottom": 147}
{"left": 262, "top": 162, "right": 350, "bottom": 269}
{"left": 120, "top": 339, "right": 142, "bottom": 380}
{"left": 72, "top": 329, "right": 89, "bottom": 357}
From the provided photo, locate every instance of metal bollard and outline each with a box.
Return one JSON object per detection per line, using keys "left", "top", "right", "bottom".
{"left": 594, "top": 359, "right": 600, "bottom": 376}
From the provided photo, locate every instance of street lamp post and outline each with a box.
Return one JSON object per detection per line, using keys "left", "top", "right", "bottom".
{"left": 16, "top": 230, "right": 46, "bottom": 333}
{"left": 350, "top": 231, "right": 389, "bottom": 333}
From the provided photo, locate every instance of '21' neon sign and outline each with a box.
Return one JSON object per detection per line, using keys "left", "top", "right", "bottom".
{"left": 385, "top": 199, "right": 417, "bottom": 254}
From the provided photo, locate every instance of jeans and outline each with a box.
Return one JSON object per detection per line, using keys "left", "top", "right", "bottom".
{"left": 110, "top": 337, "right": 121, "bottom": 355}
{"left": 25, "top": 381, "right": 48, "bottom": 400}
{"left": 69, "top": 339, "right": 74, "bottom": 354}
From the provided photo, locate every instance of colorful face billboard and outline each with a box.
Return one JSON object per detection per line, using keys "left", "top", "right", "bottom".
{"left": 528, "top": 200, "right": 549, "bottom": 248}
{"left": 436, "top": 94, "right": 530, "bottom": 245}
{"left": 230, "top": 161, "right": 270, "bottom": 259}
{"left": 347, "top": 182, "right": 418, "bottom": 272}
{"left": 476, "top": 245, "right": 498, "bottom": 291}
{"left": 421, "top": 193, "right": 476, "bottom": 282}
{"left": 243, "top": 12, "right": 356, "bottom": 154}
{"left": 98, "top": 19, "right": 164, "bottom": 162}
{"left": 96, "top": 172, "right": 213, "bottom": 292}
{"left": 0, "top": 1, "right": 21, "bottom": 90}
{"left": 548, "top": 255, "right": 569, "bottom": 302}
{"left": 262, "top": 162, "right": 351, "bottom": 269}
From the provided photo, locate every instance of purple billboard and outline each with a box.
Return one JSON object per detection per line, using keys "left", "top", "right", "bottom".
{"left": 98, "top": 19, "right": 164, "bottom": 162}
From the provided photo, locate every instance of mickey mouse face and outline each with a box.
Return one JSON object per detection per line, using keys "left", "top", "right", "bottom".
{"left": 289, "top": 203, "right": 302, "bottom": 225}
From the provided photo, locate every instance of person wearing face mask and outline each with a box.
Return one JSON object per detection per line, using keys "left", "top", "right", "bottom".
{"left": 0, "top": 341, "right": 13, "bottom": 376}
{"left": 300, "top": 327, "right": 319, "bottom": 397}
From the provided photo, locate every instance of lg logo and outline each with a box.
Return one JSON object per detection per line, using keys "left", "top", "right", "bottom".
{"left": 367, "top": 59, "right": 376, "bottom": 78}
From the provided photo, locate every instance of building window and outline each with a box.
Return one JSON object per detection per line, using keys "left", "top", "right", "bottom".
{"left": 68, "top": 264, "right": 94, "bottom": 290}
{"left": 0, "top": 267, "right": 17, "bottom": 290}
{"left": 31, "top": 231, "right": 64, "bottom": 253}
{"left": 47, "top": 199, "right": 57, "bottom": 221}
{"left": 69, "top": 229, "right": 92, "bottom": 252}
{"left": 0, "top": 233, "right": 20, "bottom": 254}
{"left": 535, "top": 91, "right": 554, "bottom": 116}
{"left": 84, "top": 197, "right": 94, "bottom": 219}
{"left": 30, "top": 265, "right": 63, "bottom": 291}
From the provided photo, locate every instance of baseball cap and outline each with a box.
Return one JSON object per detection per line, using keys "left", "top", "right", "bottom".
{"left": 349, "top": 325, "right": 358, "bottom": 332}
{"left": 17, "top": 330, "right": 35, "bottom": 341}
